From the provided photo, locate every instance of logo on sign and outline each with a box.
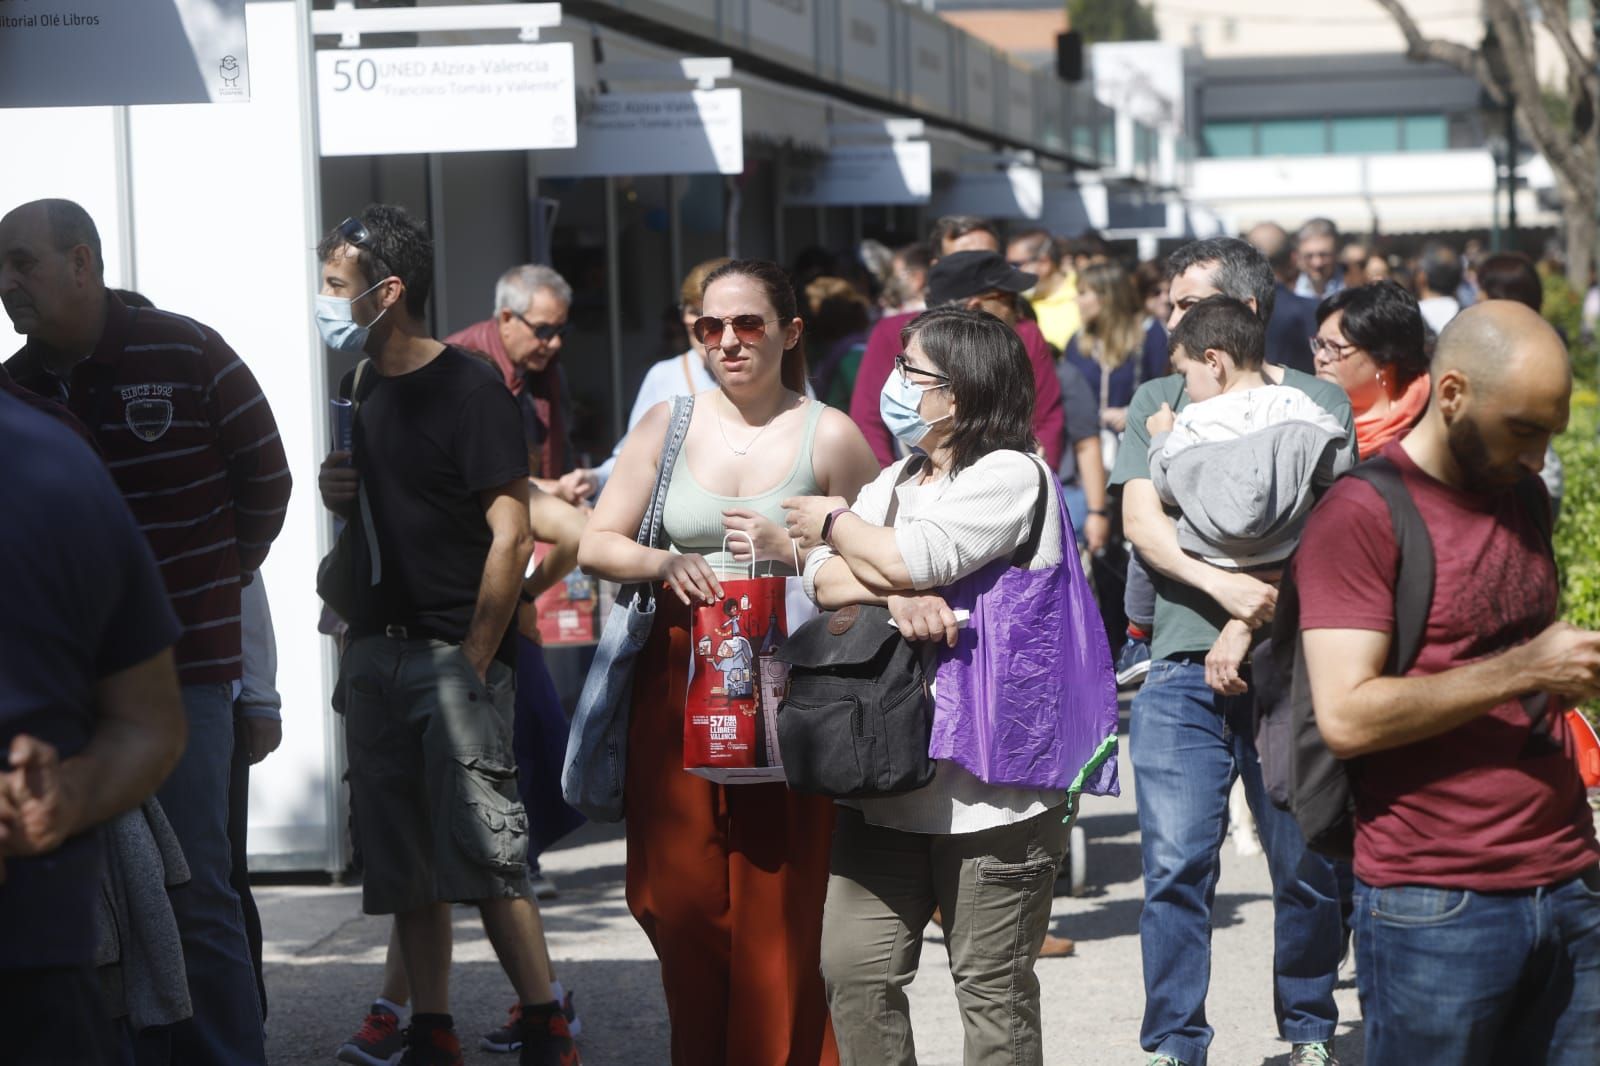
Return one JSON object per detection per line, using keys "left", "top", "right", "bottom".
{"left": 218, "top": 55, "right": 245, "bottom": 98}
{"left": 710, "top": 715, "right": 738, "bottom": 740}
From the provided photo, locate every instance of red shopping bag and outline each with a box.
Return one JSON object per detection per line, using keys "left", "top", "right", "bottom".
{"left": 530, "top": 541, "right": 599, "bottom": 646}
{"left": 1569, "top": 708, "right": 1600, "bottom": 791}
{"left": 683, "top": 536, "right": 814, "bottom": 784}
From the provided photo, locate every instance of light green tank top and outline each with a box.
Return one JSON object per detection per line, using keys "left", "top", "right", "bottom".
{"left": 661, "top": 398, "right": 825, "bottom": 575}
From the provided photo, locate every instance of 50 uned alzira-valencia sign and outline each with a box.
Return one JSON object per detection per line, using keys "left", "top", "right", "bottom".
{"left": 0, "top": 0, "right": 250, "bottom": 107}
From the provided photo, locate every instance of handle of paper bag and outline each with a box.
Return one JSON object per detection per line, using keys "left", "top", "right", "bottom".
{"left": 720, "top": 530, "right": 757, "bottom": 580}
{"left": 756, "top": 534, "right": 803, "bottom": 578}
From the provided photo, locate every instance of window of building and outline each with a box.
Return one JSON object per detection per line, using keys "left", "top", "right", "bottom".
{"left": 1331, "top": 115, "right": 1399, "bottom": 154}
{"left": 1401, "top": 114, "right": 1449, "bottom": 151}
{"left": 1203, "top": 113, "right": 1456, "bottom": 157}
{"left": 1203, "top": 121, "right": 1253, "bottom": 157}
{"left": 1073, "top": 126, "right": 1092, "bottom": 158}
{"left": 1258, "top": 118, "right": 1327, "bottom": 156}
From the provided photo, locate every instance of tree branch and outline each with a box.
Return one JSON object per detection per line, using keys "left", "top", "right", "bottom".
{"left": 1536, "top": 0, "right": 1592, "bottom": 75}
{"left": 1369, "top": 0, "right": 1505, "bottom": 105}
{"left": 1488, "top": 4, "right": 1595, "bottom": 202}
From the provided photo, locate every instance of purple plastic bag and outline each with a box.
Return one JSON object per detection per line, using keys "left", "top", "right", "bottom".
{"left": 929, "top": 476, "right": 1120, "bottom": 796}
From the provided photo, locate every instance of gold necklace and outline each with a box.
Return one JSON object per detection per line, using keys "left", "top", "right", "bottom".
{"left": 715, "top": 397, "right": 784, "bottom": 456}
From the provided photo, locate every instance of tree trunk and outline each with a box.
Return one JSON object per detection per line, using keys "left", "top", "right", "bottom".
{"left": 1566, "top": 203, "right": 1597, "bottom": 297}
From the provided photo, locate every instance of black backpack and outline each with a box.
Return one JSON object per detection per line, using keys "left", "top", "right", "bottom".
{"left": 1255, "top": 456, "right": 1551, "bottom": 860}
{"left": 775, "top": 459, "right": 937, "bottom": 798}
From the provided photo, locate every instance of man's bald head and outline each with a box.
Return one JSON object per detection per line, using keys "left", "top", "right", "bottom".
{"left": 1434, "top": 299, "right": 1569, "bottom": 397}
{"left": 1246, "top": 222, "right": 1288, "bottom": 259}
{"left": 1246, "top": 222, "right": 1294, "bottom": 284}
{"left": 2, "top": 199, "right": 102, "bottom": 278}
{"left": 1, "top": 198, "right": 106, "bottom": 347}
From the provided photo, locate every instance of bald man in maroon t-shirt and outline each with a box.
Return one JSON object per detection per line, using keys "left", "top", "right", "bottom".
{"left": 1296, "top": 301, "right": 1600, "bottom": 1064}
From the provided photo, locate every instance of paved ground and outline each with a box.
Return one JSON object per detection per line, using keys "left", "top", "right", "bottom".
{"left": 261, "top": 717, "right": 1366, "bottom": 1066}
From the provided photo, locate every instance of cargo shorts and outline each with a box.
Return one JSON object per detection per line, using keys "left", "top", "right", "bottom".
{"left": 339, "top": 635, "right": 532, "bottom": 915}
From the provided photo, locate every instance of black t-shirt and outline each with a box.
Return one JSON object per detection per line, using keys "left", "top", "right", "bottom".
{"left": 344, "top": 346, "right": 529, "bottom": 654}
{"left": 0, "top": 391, "right": 181, "bottom": 970}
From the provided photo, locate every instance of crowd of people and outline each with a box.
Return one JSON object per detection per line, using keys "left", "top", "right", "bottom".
{"left": 1, "top": 190, "right": 1597, "bottom": 1066}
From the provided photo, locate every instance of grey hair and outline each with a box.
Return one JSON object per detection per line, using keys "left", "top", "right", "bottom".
{"left": 1165, "top": 237, "right": 1276, "bottom": 323}
{"left": 1297, "top": 216, "right": 1339, "bottom": 243}
{"left": 494, "top": 264, "right": 572, "bottom": 315}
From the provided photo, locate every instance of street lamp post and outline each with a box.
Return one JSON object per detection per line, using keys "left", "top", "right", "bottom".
{"left": 1482, "top": 21, "right": 1519, "bottom": 253}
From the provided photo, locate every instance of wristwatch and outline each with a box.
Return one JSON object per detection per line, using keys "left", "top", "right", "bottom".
{"left": 821, "top": 507, "right": 852, "bottom": 546}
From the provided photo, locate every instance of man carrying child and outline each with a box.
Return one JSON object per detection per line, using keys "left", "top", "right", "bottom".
{"left": 1110, "top": 238, "right": 1350, "bottom": 1066}
{"left": 1146, "top": 296, "right": 1354, "bottom": 693}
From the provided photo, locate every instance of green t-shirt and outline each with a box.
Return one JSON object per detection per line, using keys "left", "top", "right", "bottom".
{"left": 1109, "top": 367, "right": 1356, "bottom": 659}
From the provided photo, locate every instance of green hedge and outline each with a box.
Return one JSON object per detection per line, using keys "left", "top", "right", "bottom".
{"left": 1554, "top": 387, "right": 1600, "bottom": 724}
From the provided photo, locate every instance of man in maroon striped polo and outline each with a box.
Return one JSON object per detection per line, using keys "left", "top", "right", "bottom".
{"left": 2, "top": 197, "right": 288, "bottom": 1064}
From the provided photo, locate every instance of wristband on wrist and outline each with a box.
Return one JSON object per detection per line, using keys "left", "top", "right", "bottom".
{"left": 821, "top": 507, "right": 852, "bottom": 546}
{"left": 1087, "top": 508, "right": 1108, "bottom": 517}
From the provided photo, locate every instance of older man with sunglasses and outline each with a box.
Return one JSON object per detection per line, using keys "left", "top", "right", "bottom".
{"left": 445, "top": 264, "right": 585, "bottom": 505}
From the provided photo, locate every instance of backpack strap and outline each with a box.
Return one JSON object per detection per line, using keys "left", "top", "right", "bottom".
{"left": 1344, "top": 456, "right": 1434, "bottom": 674}
{"left": 1513, "top": 475, "right": 1554, "bottom": 557}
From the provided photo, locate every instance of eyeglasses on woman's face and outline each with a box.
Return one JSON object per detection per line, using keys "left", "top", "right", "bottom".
{"left": 895, "top": 352, "right": 951, "bottom": 389}
{"left": 692, "top": 314, "right": 778, "bottom": 346}
{"left": 1309, "top": 335, "right": 1361, "bottom": 363}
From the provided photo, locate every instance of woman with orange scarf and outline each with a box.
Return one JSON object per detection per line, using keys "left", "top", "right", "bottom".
{"left": 1311, "top": 281, "right": 1432, "bottom": 455}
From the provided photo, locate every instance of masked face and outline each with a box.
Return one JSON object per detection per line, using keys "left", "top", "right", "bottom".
{"left": 315, "top": 278, "right": 391, "bottom": 352}
{"left": 879, "top": 348, "right": 952, "bottom": 449}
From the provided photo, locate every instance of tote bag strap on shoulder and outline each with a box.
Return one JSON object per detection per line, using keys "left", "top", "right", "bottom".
{"left": 637, "top": 394, "right": 695, "bottom": 550}
{"left": 618, "top": 391, "right": 695, "bottom": 617}
{"left": 882, "top": 454, "right": 927, "bottom": 528}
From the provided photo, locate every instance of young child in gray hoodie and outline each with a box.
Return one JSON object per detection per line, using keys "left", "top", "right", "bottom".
{"left": 1145, "top": 295, "right": 1354, "bottom": 577}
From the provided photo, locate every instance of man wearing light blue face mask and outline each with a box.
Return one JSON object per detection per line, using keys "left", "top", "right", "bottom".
{"left": 314, "top": 204, "right": 580, "bottom": 1066}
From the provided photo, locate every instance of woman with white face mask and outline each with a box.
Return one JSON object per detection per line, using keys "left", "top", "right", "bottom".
{"left": 784, "top": 308, "right": 1119, "bottom": 1066}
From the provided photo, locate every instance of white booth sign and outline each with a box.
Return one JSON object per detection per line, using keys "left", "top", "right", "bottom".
{"left": 0, "top": 0, "right": 249, "bottom": 106}
{"left": 538, "top": 89, "right": 743, "bottom": 177}
{"left": 785, "top": 142, "right": 932, "bottom": 206}
{"left": 316, "top": 43, "right": 576, "bottom": 157}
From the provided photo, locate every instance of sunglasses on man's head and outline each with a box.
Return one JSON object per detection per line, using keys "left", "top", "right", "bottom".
{"left": 334, "top": 216, "right": 394, "bottom": 280}
{"left": 692, "top": 314, "right": 778, "bottom": 346}
{"left": 515, "top": 312, "right": 568, "bottom": 341}
{"left": 337, "top": 216, "right": 371, "bottom": 248}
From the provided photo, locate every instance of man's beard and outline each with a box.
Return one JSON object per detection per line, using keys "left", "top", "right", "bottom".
{"left": 1446, "top": 411, "right": 1524, "bottom": 491}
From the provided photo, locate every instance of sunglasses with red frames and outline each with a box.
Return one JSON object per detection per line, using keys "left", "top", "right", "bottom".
{"left": 692, "top": 314, "right": 779, "bottom": 346}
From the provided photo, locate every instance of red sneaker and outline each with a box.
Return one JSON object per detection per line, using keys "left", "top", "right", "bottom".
{"left": 398, "top": 1022, "right": 463, "bottom": 1066}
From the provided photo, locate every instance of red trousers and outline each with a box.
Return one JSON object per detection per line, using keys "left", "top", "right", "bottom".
{"left": 625, "top": 593, "right": 839, "bottom": 1066}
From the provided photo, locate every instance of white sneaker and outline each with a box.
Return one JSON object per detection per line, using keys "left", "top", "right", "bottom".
{"left": 530, "top": 874, "right": 559, "bottom": 900}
